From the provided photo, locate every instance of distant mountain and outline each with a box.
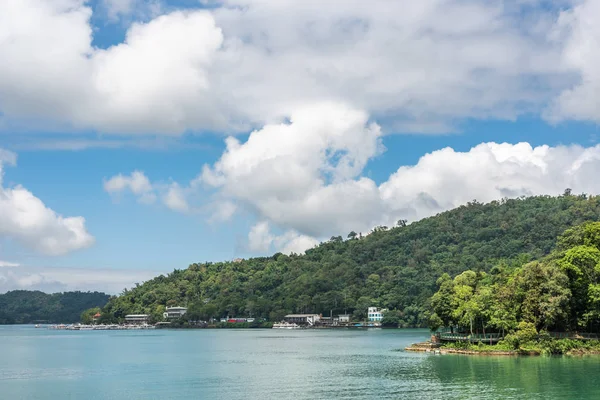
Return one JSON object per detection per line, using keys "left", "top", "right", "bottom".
{"left": 0, "top": 290, "right": 110, "bottom": 324}
{"left": 100, "top": 194, "right": 600, "bottom": 327}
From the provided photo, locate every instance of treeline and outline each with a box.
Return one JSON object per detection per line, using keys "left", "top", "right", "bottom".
{"left": 0, "top": 290, "right": 110, "bottom": 324}
{"left": 430, "top": 221, "right": 600, "bottom": 336}
{"left": 100, "top": 193, "right": 600, "bottom": 326}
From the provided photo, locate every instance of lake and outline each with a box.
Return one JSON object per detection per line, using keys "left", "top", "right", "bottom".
{"left": 1, "top": 326, "right": 599, "bottom": 399}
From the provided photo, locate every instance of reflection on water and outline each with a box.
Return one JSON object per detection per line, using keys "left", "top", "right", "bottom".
{"left": 1, "top": 326, "right": 599, "bottom": 399}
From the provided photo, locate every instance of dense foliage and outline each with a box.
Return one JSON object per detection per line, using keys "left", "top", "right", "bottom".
{"left": 101, "top": 194, "right": 600, "bottom": 325}
{"left": 441, "top": 336, "right": 600, "bottom": 356}
{"left": 0, "top": 291, "right": 110, "bottom": 324}
{"left": 430, "top": 222, "right": 600, "bottom": 349}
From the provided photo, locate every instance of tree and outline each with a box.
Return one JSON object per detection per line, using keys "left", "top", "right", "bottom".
{"left": 512, "top": 262, "right": 571, "bottom": 331}
{"left": 428, "top": 313, "right": 444, "bottom": 332}
{"left": 430, "top": 274, "right": 454, "bottom": 328}
{"left": 558, "top": 245, "right": 600, "bottom": 327}
{"left": 381, "top": 310, "right": 401, "bottom": 327}
{"left": 80, "top": 307, "right": 101, "bottom": 324}
{"left": 347, "top": 231, "right": 358, "bottom": 240}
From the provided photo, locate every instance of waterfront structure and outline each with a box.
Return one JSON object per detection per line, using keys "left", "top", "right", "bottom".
{"left": 163, "top": 306, "right": 187, "bottom": 320}
{"left": 338, "top": 314, "right": 351, "bottom": 323}
{"left": 284, "top": 314, "right": 321, "bottom": 326}
{"left": 367, "top": 307, "right": 386, "bottom": 322}
{"left": 226, "top": 317, "right": 255, "bottom": 323}
{"left": 124, "top": 314, "right": 150, "bottom": 324}
{"left": 273, "top": 322, "right": 301, "bottom": 329}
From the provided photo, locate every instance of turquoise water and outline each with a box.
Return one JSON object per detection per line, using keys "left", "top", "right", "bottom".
{"left": 1, "top": 326, "right": 600, "bottom": 399}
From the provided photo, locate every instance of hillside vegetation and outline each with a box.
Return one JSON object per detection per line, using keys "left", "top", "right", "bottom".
{"left": 100, "top": 194, "right": 600, "bottom": 326}
{"left": 429, "top": 221, "right": 600, "bottom": 354}
{"left": 0, "top": 291, "right": 110, "bottom": 324}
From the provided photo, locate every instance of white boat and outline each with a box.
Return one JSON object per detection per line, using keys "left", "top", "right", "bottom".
{"left": 272, "top": 322, "right": 301, "bottom": 329}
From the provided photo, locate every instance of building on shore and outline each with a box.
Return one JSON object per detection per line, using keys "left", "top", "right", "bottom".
{"left": 124, "top": 314, "right": 150, "bottom": 324}
{"left": 92, "top": 312, "right": 101, "bottom": 323}
{"left": 218, "top": 317, "right": 255, "bottom": 323}
{"left": 163, "top": 306, "right": 187, "bottom": 320}
{"left": 284, "top": 314, "right": 321, "bottom": 326}
{"left": 227, "top": 317, "right": 255, "bottom": 323}
{"left": 338, "top": 314, "right": 351, "bottom": 323}
{"left": 367, "top": 307, "right": 386, "bottom": 322}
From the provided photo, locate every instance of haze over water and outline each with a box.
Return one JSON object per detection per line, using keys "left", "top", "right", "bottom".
{"left": 1, "top": 326, "right": 599, "bottom": 399}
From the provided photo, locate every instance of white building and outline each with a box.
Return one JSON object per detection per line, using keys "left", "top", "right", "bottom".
{"left": 338, "top": 314, "right": 351, "bottom": 323}
{"left": 367, "top": 307, "right": 386, "bottom": 322}
{"left": 284, "top": 314, "right": 321, "bottom": 326}
{"left": 125, "top": 314, "right": 150, "bottom": 324}
{"left": 163, "top": 306, "right": 187, "bottom": 320}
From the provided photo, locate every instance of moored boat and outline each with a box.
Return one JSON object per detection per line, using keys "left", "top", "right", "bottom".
{"left": 272, "top": 321, "right": 301, "bottom": 329}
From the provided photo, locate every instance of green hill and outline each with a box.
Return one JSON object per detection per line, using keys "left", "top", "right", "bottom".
{"left": 0, "top": 290, "right": 110, "bottom": 324}
{"left": 100, "top": 193, "right": 600, "bottom": 326}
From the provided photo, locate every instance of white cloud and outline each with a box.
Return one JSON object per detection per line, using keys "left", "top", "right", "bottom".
{"left": 208, "top": 200, "right": 237, "bottom": 222}
{"left": 201, "top": 102, "right": 385, "bottom": 237}
{"left": 247, "top": 221, "right": 272, "bottom": 253}
{"left": 0, "top": 265, "right": 161, "bottom": 294}
{"left": 0, "top": 150, "right": 95, "bottom": 256}
{"left": 196, "top": 106, "right": 600, "bottom": 252}
{"left": 546, "top": 0, "right": 600, "bottom": 123}
{"left": 0, "top": 2, "right": 224, "bottom": 134}
{"left": 0, "top": 261, "right": 20, "bottom": 268}
{"left": 101, "top": 0, "right": 136, "bottom": 19}
{"left": 0, "top": 149, "right": 17, "bottom": 166}
{"left": 100, "top": 0, "right": 163, "bottom": 21}
{"left": 108, "top": 98, "right": 600, "bottom": 255}
{"left": 379, "top": 142, "right": 600, "bottom": 221}
{"left": 247, "top": 221, "right": 319, "bottom": 255}
{"left": 104, "top": 171, "right": 201, "bottom": 213}
{"left": 162, "top": 183, "right": 190, "bottom": 213}
{"left": 104, "top": 170, "right": 156, "bottom": 203}
{"left": 0, "top": 0, "right": 596, "bottom": 134}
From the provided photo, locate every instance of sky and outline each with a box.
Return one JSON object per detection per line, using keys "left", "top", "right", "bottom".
{"left": 1, "top": 0, "right": 600, "bottom": 294}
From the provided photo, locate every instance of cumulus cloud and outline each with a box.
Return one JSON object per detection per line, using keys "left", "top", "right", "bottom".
{"left": 546, "top": 0, "right": 600, "bottom": 123}
{"left": 379, "top": 142, "right": 600, "bottom": 221}
{"left": 0, "top": 150, "right": 95, "bottom": 256}
{"left": 112, "top": 101, "right": 600, "bottom": 254}
{"left": 201, "top": 102, "right": 385, "bottom": 237}
{"left": 248, "top": 221, "right": 319, "bottom": 255}
{"left": 0, "top": 2, "right": 224, "bottom": 134}
{"left": 0, "top": 265, "right": 161, "bottom": 294}
{"left": 104, "top": 170, "right": 157, "bottom": 204}
{"left": 199, "top": 108, "right": 600, "bottom": 253}
{"left": 0, "top": 0, "right": 596, "bottom": 134}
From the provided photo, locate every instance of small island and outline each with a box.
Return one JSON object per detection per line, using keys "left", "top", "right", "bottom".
{"left": 408, "top": 221, "right": 600, "bottom": 356}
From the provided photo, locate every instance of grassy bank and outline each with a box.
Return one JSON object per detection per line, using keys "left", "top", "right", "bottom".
{"left": 440, "top": 338, "right": 600, "bottom": 356}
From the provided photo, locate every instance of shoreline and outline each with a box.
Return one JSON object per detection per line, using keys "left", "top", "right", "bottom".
{"left": 405, "top": 342, "right": 600, "bottom": 356}
{"left": 405, "top": 345, "right": 517, "bottom": 356}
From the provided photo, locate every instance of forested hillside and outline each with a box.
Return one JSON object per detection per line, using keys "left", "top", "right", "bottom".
{"left": 0, "top": 291, "right": 110, "bottom": 324}
{"left": 100, "top": 194, "right": 600, "bottom": 326}
{"left": 429, "top": 221, "right": 600, "bottom": 353}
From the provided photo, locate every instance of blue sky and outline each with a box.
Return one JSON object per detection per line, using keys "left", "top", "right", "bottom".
{"left": 1, "top": 0, "right": 600, "bottom": 293}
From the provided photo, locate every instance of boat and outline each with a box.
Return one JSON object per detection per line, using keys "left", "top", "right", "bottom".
{"left": 272, "top": 321, "right": 301, "bottom": 329}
